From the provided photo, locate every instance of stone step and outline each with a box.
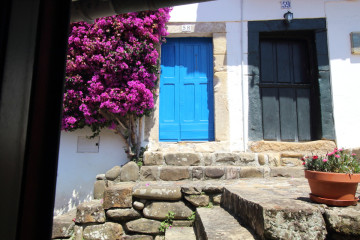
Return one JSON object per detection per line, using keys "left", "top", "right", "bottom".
{"left": 52, "top": 209, "right": 76, "bottom": 239}
{"left": 144, "top": 151, "right": 274, "bottom": 167}
{"left": 194, "top": 206, "right": 257, "bottom": 240}
{"left": 165, "top": 227, "right": 196, "bottom": 240}
{"left": 221, "top": 178, "right": 327, "bottom": 240}
{"left": 139, "top": 165, "right": 304, "bottom": 182}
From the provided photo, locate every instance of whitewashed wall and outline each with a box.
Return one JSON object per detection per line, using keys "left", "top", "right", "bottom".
{"left": 325, "top": 0, "right": 360, "bottom": 149}
{"left": 54, "top": 128, "right": 127, "bottom": 215}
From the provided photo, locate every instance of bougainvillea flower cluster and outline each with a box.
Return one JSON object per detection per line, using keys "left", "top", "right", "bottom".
{"left": 62, "top": 9, "right": 171, "bottom": 133}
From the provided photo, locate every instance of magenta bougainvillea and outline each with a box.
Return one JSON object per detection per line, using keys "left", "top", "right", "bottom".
{"left": 62, "top": 9, "right": 171, "bottom": 136}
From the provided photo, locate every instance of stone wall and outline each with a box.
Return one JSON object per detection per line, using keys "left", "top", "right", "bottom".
{"left": 52, "top": 180, "right": 224, "bottom": 240}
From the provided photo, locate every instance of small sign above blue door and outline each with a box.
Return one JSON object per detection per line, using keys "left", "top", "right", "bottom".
{"left": 160, "top": 38, "right": 214, "bottom": 142}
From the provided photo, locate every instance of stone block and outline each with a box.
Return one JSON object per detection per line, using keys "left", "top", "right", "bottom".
{"left": 83, "top": 222, "right": 123, "bottom": 240}
{"left": 166, "top": 22, "right": 225, "bottom": 35}
{"left": 143, "top": 152, "right": 163, "bottom": 166}
{"left": 281, "top": 157, "right": 302, "bottom": 167}
{"left": 154, "top": 236, "right": 165, "bottom": 240}
{"left": 159, "top": 167, "right": 190, "bottom": 181}
{"left": 181, "top": 185, "right": 202, "bottom": 195}
{"left": 268, "top": 153, "right": 281, "bottom": 166}
{"left": 140, "top": 166, "right": 158, "bottom": 181}
{"left": 225, "top": 167, "right": 240, "bottom": 179}
{"left": 214, "top": 54, "right": 227, "bottom": 72}
{"left": 96, "top": 174, "right": 106, "bottom": 180}
{"left": 121, "top": 235, "right": 154, "bottom": 240}
{"left": 76, "top": 200, "right": 105, "bottom": 224}
{"left": 213, "top": 72, "right": 228, "bottom": 94}
{"left": 202, "top": 153, "right": 213, "bottom": 166}
{"left": 222, "top": 187, "right": 327, "bottom": 240}
{"left": 143, "top": 201, "right": 193, "bottom": 220}
{"left": 194, "top": 144, "right": 215, "bottom": 153}
{"left": 192, "top": 167, "right": 204, "bottom": 180}
{"left": 105, "top": 166, "right": 121, "bottom": 181}
{"left": 172, "top": 220, "right": 194, "bottom": 227}
{"left": 133, "top": 201, "right": 145, "bottom": 210}
{"left": 258, "top": 154, "right": 266, "bottom": 165}
{"left": 270, "top": 167, "right": 304, "bottom": 178}
{"left": 214, "top": 153, "right": 237, "bottom": 165}
{"left": 132, "top": 185, "right": 182, "bottom": 201}
{"left": 195, "top": 207, "right": 254, "bottom": 240}
{"left": 238, "top": 152, "right": 256, "bottom": 165}
{"left": 106, "top": 208, "right": 141, "bottom": 221}
{"left": 164, "top": 153, "right": 200, "bottom": 166}
{"left": 212, "top": 194, "right": 222, "bottom": 205}
{"left": 185, "top": 194, "right": 210, "bottom": 207}
{"left": 324, "top": 205, "right": 360, "bottom": 237}
{"left": 239, "top": 167, "right": 263, "bottom": 178}
{"left": 126, "top": 218, "right": 161, "bottom": 235}
{"left": 52, "top": 210, "right": 76, "bottom": 239}
{"left": 249, "top": 140, "right": 336, "bottom": 155}
{"left": 165, "top": 227, "right": 196, "bottom": 240}
{"left": 103, "top": 183, "right": 133, "bottom": 209}
{"left": 120, "top": 162, "right": 139, "bottom": 182}
{"left": 213, "top": 33, "right": 227, "bottom": 55}
{"left": 94, "top": 180, "right": 106, "bottom": 199}
{"left": 202, "top": 185, "right": 223, "bottom": 194}
{"left": 204, "top": 167, "right": 225, "bottom": 179}
{"left": 213, "top": 94, "right": 229, "bottom": 141}
{"left": 73, "top": 225, "right": 83, "bottom": 240}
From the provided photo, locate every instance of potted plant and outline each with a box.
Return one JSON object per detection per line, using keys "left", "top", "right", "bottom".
{"left": 302, "top": 148, "right": 360, "bottom": 206}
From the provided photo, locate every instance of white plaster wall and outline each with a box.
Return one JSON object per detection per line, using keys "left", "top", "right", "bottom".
{"left": 169, "top": 0, "right": 241, "bottom": 22}
{"left": 170, "top": 0, "right": 325, "bottom": 23}
{"left": 226, "top": 22, "right": 247, "bottom": 151}
{"left": 243, "top": 0, "right": 325, "bottom": 21}
{"left": 54, "top": 128, "right": 128, "bottom": 215}
{"left": 325, "top": 0, "right": 360, "bottom": 149}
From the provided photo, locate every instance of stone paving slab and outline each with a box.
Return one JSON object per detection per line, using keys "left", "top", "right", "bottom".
{"left": 165, "top": 227, "right": 196, "bottom": 240}
{"left": 195, "top": 206, "right": 257, "bottom": 240}
{"left": 221, "top": 178, "right": 360, "bottom": 240}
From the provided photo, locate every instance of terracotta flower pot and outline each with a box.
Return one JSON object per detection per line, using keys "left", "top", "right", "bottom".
{"left": 305, "top": 170, "right": 360, "bottom": 206}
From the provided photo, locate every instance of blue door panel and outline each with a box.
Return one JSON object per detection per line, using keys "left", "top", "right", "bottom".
{"left": 160, "top": 38, "right": 214, "bottom": 141}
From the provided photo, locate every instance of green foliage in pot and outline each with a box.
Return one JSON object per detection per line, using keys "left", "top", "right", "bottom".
{"left": 302, "top": 148, "right": 360, "bottom": 174}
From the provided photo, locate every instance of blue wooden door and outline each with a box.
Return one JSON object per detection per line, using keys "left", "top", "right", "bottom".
{"left": 160, "top": 38, "right": 214, "bottom": 141}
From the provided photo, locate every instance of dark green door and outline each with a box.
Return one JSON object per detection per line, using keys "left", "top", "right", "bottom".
{"left": 260, "top": 37, "right": 316, "bottom": 141}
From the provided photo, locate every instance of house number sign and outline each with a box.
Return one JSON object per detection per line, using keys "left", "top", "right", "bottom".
{"left": 182, "top": 25, "right": 193, "bottom": 32}
{"left": 281, "top": 0, "right": 291, "bottom": 9}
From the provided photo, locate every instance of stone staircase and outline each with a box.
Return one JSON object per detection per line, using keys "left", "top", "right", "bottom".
{"left": 52, "top": 140, "right": 360, "bottom": 240}
{"left": 195, "top": 207, "right": 256, "bottom": 240}
{"left": 52, "top": 178, "right": 360, "bottom": 240}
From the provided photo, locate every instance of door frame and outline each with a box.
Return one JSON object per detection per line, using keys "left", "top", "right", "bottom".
{"left": 144, "top": 22, "right": 231, "bottom": 145}
{"left": 248, "top": 18, "right": 335, "bottom": 141}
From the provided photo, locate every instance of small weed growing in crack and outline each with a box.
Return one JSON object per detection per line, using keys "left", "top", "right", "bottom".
{"left": 159, "top": 211, "right": 175, "bottom": 233}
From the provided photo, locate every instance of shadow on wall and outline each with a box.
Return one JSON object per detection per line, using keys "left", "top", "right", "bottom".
{"left": 195, "top": 0, "right": 240, "bottom": 22}
{"left": 54, "top": 127, "right": 128, "bottom": 215}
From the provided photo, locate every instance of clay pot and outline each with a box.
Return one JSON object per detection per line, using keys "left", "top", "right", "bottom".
{"left": 305, "top": 170, "right": 360, "bottom": 206}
